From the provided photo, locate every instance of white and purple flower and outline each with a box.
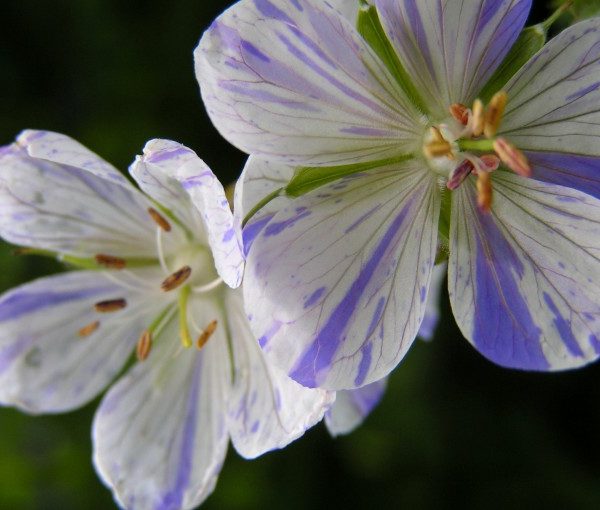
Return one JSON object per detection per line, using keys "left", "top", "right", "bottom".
{"left": 0, "top": 130, "right": 334, "bottom": 509}
{"left": 196, "top": 0, "right": 600, "bottom": 390}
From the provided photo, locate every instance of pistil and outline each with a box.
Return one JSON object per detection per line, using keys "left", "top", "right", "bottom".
{"left": 178, "top": 285, "right": 193, "bottom": 348}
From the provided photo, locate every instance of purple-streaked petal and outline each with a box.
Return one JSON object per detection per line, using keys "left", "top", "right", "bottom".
{"left": 0, "top": 137, "right": 155, "bottom": 257}
{"left": 225, "top": 288, "right": 334, "bottom": 458}
{"left": 501, "top": 19, "right": 600, "bottom": 197}
{"left": 374, "top": 0, "right": 531, "bottom": 117}
{"left": 135, "top": 140, "right": 244, "bottom": 288}
{"left": 418, "top": 261, "right": 446, "bottom": 341}
{"left": 325, "top": 378, "right": 387, "bottom": 437}
{"left": 244, "top": 161, "right": 439, "bottom": 390}
{"left": 328, "top": 0, "right": 362, "bottom": 23}
{"left": 449, "top": 172, "right": 600, "bottom": 371}
{"left": 17, "top": 130, "right": 131, "bottom": 186}
{"left": 0, "top": 270, "right": 163, "bottom": 413}
{"left": 93, "top": 301, "right": 230, "bottom": 510}
{"left": 234, "top": 156, "right": 295, "bottom": 257}
{"left": 195, "top": 0, "right": 421, "bottom": 166}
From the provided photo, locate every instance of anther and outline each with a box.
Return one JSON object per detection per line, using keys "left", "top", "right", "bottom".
{"left": 148, "top": 207, "right": 171, "bottom": 232}
{"left": 94, "top": 298, "right": 127, "bottom": 313}
{"left": 479, "top": 154, "right": 500, "bottom": 173}
{"left": 471, "top": 99, "right": 485, "bottom": 137}
{"left": 161, "top": 266, "right": 192, "bottom": 292}
{"left": 449, "top": 103, "right": 469, "bottom": 126}
{"left": 423, "top": 128, "right": 453, "bottom": 159}
{"left": 484, "top": 91, "right": 508, "bottom": 138}
{"left": 95, "top": 254, "right": 127, "bottom": 269}
{"left": 136, "top": 330, "right": 152, "bottom": 361}
{"left": 447, "top": 160, "right": 474, "bottom": 190}
{"left": 78, "top": 320, "right": 100, "bottom": 337}
{"left": 493, "top": 138, "right": 531, "bottom": 177}
{"left": 476, "top": 172, "right": 493, "bottom": 213}
{"left": 196, "top": 320, "right": 218, "bottom": 350}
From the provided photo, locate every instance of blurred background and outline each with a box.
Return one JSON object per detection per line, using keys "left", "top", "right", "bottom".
{"left": 1, "top": 0, "right": 600, "bottom": 508}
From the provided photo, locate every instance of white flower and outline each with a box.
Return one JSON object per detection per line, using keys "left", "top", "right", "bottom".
{"left": 0, "top": 130, "right": 333, "bottom": 509}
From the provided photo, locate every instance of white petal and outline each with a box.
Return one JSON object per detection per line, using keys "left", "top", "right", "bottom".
{"left": 18, "top": 130, "right": 131, "bottom": 186}
{"left": 449, "top": 172, "right": 600, "bottom": 371}
{"left": 233, "top": 156, "right": 295, "bottom": 257}
{"left": 244, "top": 162, "right": 439, "bottom": 390}
{"left": 503, "top": 19, "right": 600, "bottom": 157}
{"left": 374, "top": 0, "right": 531, "bottom": 117}
{"left": 0, "top": 137, "right": 155, "bottom": 257}
{"left": 225, "top": 288, "right": 334, "bottom": 458}
{"left": 93, "top": 300, "right": 230, "bottom": 510}
{"left": 0, "top": 270, "right": 163, "bottom": 413}
{"left": 418, "top": 261, "right": 446, "bottom": 341}
{"left": 196, "top": 0, "right": 421, "bottom": 166}
{"left": 328, "top": 0, "right": 362, "bottom": 23}
{"left": 325, "top": 378, "right": 387, "bottom": 437}
{"left": 134, "top": 140, "right": 244, "bottom": 288}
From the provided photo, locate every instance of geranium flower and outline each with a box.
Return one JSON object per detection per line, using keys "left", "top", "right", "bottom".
{"left": 196, "top": 0, "right": 600, "bottom": 390}
{"left": 0, "top": 130, "right": 334, "bottom": 509}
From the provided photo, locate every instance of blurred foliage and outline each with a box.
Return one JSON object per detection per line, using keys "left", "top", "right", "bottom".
{"left": 552, "top": 0, "right": 600, "bottom": 23}
{"left": 1, "top": 1, "right": 600, "bottom": 509}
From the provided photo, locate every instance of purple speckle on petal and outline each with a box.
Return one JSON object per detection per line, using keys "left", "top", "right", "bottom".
{"left": 304, "top": 287, "right": 326, "bottom": 309}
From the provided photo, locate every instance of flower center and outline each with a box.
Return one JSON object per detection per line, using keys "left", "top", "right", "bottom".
{"left": 422, "top": 91, "right": 531, "bottom": 212}
{"left": 79, "top": 206, "right": 222, "bottom": 361}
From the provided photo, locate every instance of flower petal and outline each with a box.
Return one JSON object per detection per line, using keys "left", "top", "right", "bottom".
{"left": 244, "top": 162, "right": 439, "bottom": 390}
{"left": 133, "top": 140, "right": 244, "bottom": 288}
{"left": 374, "top": 0, "right": 531, "bottom": 117}
{"left": 324, "top": 378, "right": 387, "bottom": 437}
{"left": 449, "top": 172, "right": 600, "bottom": 371}
{"left": 418, "top": 261, "right": 446, "bottom": 341}
{"left": 0, "top": 135, "right": 155, "bottom": 257}
{"left": 0, "top": 270, "right": 162, "bottom": 412}
{"left": 328, "top": 0, "right": 361, "bottom": 23}
{"left": 17, "top": 130, "right": 131, "bottom": 186}
{"left": 195, "top": 0, "right": 421, "bottom": 166}
{"left": 501, "top": 19, "right": 600, "bottom": 198}
{"left": 234, "top": 156, "right": 295, "bottom": 257}
{"left": 224, "top": 288, "right": 334, "bottom": 458}
{"left": 93, "top": 303, "right": 230, "bottom": 510}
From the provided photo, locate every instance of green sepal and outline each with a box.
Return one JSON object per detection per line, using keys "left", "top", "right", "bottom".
{"left": 285, "top": 154, "right": 413, "bottom": 197}
{"left": 479, "top": 3, "right": 572, "bottom": 102}
{"left": 356, "top": 1, "right": 428, "bottom": 114}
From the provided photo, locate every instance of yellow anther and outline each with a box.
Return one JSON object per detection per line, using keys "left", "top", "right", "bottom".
{"left": 423, "top": 140, "right": 453, "bottom": 159}
{"left": 476, "top": 172, "right": 493, "bottom": 213}
{"left": 493, "top": 138, "right": 531, "bottom": 177}
{"left": 94, "top": 298, "right": 127, "bottom": 313}
{"left": 196, "top": 320, "right": 218, "bottom": 350}
{"left": 78, "top": 320, "right": 100, "bottom": 337}
{"left": 484, "top": 91, "right": 508, "bottom": 138}
{"left": 95, "top": 254, "right": 127, "bottom": 269}
{"left": 471, "top": 99, "right": 485, "bottom": 137}
{"left": 148, "top": 207, "right": 172, "bottom": 232}
{"left": 449, "top": 103, "right": 469, "bottom": 126}
{"left": 136, "top": 330, "right": 152, "bottom": 361}
{"left": 161, "top": 266, "right": 192, "bottom": 292}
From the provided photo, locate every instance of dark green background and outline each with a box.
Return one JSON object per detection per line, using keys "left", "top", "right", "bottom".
{"left": 2, "top": 1, "right": 600, "bottom": 508}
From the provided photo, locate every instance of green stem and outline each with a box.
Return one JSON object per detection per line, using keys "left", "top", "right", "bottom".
{"left": 241, "top": 187, "right": 284, "bottom": 228}
{"left": 542, "top": 1, "right": 573, "bottom": 31}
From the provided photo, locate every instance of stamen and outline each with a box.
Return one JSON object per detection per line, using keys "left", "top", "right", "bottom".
{"left": 449, "top": 103, "right": 469, "bottom": 126}
{"left": 484, "top": 91, "right": 508, "bottom": 138}
{"left": 479, "top": 154, "right": 500, "bottom": 173}
{"left": 196, "top": 320, "right": 218, "bottom": 350}
{"left": 148, "top": 207, "right": 171, "bottom": 232}
{"left": 476, "top": 172, "right": 493, "bottom": 213}
{"left": 493, "top": 138, "right": 531, "bottom": 177}
{"left": 193, "top": 277, "right": 223, "bottom": 294}
{"left": 447, "top": 160, "right": 474, "bottom": 190}
{"left": 471, "top": 99, "right": 485, "bottom": 137}
{"left": 95, "top": 254, "right": 127, "bottom": 269}
{"left": 423, "top": 141, "right": 453, "bottom": 158}
{"left": 136, "top": 330, "right": 152, "bottom": 361}
{"left": 178, "top": 285, "right": 193, "bottom": 348}
{"left": 161, "top": 266, "right": 192, "bottom": 292}
{"left": 155, "top": 227, "right": 170, "bottom": 275}
{"left": 94, "top": 298, "right": 127, "bottom": 313}
{"left": 78, "top": 320, "right": 100, "bottom": 337}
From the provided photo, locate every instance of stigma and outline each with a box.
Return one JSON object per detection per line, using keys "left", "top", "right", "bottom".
{"left": 423, "top": 90, "right": 531, "bottom": 212}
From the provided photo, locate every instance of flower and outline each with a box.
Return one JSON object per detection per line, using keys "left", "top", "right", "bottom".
{"left": 0, "top": 130, "right": 334, "bottom": 509}
{"left": 196, "top": 0, "right": 600, "bottom": 390}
